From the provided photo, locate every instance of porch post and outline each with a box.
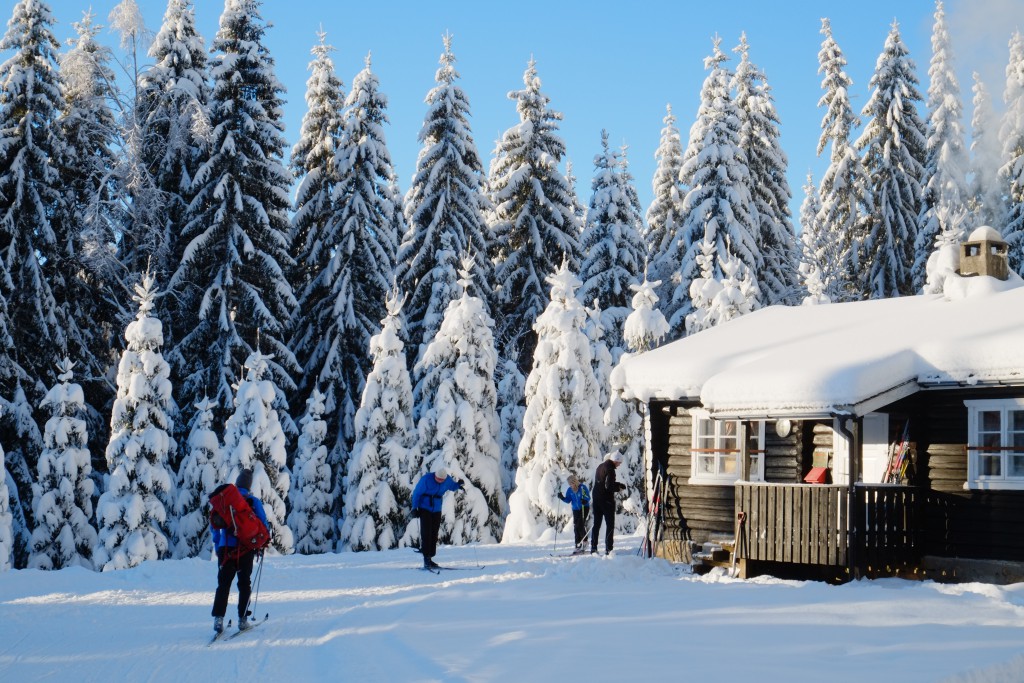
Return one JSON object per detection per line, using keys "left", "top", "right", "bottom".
{"left": 739, "top": 420, "right": 750, "bottom": 481}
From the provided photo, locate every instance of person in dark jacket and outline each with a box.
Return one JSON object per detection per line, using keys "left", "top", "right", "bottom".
{"left": 411, "top": 468, "right": 464, "bottom": 568}
{"left": 211, "top": 468, "right": 269, "bottom": 634}
{"left": 591, "top": 452, "right": 626, "bottom": 555}
{"left": 557, "top": 474, "right": 591, "bottom": 551}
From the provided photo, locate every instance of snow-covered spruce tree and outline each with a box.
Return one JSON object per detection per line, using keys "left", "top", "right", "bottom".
{"left": 646, "top": 104, "right": 686, "bottom": 318}
{"left": 94, "top": 275, "right": 177, "bottom": 571}
{"left": 970, "top": 73, "right": 1004, "bottom": 230}
{"left": 399, "top": 34, "right": 493, "bottom": 369}
{"left": 142, "top": 0, "right": 211, "bottom": 325}
{"left": 343, "top": 293, "right": 418, "bottom": 551}
{"left": 816, "top": 18, "right": 874, "bottom": 302}
{"left": 798, "top": 173, "right": 834, "bottom": 305}
{"left": 503, "top": 264, "right": 604, "bottom": 542}
{"left": 0, "top": 0, "right": 65, "bottom": 406}
{"left": 1, "top": 384, "right": 41, "bottom": 566}
{"left": 732, "top": 34, "right": 801, "bottom": 306}
{"left": 686, "top": 239, "right": 760, "bottom": 335}
{"left": 1001, "top": 32, "right": 1024, "bottom": 271}
{"left": 54, "top": 10, "right": 123, "bottom": 462}
{"left": 607, "top": 278, "right": 670, "bottom": 533}
{"left": 294, "top": 55, "right": 400, "bottom": 508}
{"left": 495, "top": 359, "right": 524, "bottom": 501}
{"left": 583, "top": 300, "right": 614, "bottom": 434}
{"left": 579, "top": 131, "right": 646, "bottom": 360}
{"left": 685, "top": 239, "right": 719, "bottom": 336}
{"left": 27, "top": 359, "right": 96, "bottom": 571}
{"left": 0, "top": 442, "right": 11, "bottom": 571}
{"left": 913, "top": 1, "right": 970, "bottom": 292}
{"left": 671, "top": 38, "right": 760, "bottom": 334}
{"left": 489, "top": 58, "right": 582, "bottom": 374}
{"left": 221, "top": 351, "right": 294, "bottom": 554}
{"left": 413, "top": 257, "right": 505, "bottom": 544}
{"left": 564, "top": 160, "right": 587, "bottom": 238}
{"left": 289, "top": 29, "right": 345, "bottom": 302}
{"left": 289, "top": 388, "right": 334, "bottom": 554}
{"left": 169, "top": 0, "right": 297, "bottom": 433}
{"left": 171, "top": 397, "right": 221, "bottom": 559}
{"left": 856, "top": 20, "right": 927, "bottom": 299}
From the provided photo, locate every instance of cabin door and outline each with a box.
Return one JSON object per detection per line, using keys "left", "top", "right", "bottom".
{"left": 832, "top": 413, "right": 889, "bottom": 484}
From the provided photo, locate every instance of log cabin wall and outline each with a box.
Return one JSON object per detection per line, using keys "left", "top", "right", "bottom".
{"left": 650, "top": 401, "right": 804, "bottom": 563}
{"left": 888, "top": 388, "right": 1024, "bottom": 562}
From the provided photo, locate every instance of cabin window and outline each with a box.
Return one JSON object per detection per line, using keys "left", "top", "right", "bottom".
{"left": 688, "top": 410, "right": 765, "bottom": 484}
{"left": 965, "top": 399, "right": 1024, "bottom": 490}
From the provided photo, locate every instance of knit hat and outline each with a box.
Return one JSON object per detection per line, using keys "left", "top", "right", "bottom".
{"left": 608, "top": 452, "right": 623, "bottom": 464}
{"left": 236, "top": 468, "right": 254, "bottom": 490}
{"left": 434, "top": 468, "right": 448, "bottom": 480}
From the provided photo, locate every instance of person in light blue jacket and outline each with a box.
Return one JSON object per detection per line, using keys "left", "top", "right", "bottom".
{"left": 557, "top": 474, "right": 591, "bottom": 551}
{"left": 411, "top": 468, "right": 464, "bottom": 568}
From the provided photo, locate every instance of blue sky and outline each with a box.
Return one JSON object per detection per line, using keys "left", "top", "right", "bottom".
{"left": 46, "top": 1, "right": 1024, "bottom": 225}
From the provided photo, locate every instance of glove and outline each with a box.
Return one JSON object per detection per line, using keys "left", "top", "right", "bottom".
{"left": 557, "top": 493, "right": 566, "bottom": 502}
{"left": 411, "top": 508, "right": 421, "bottom": 519}
{"left": 457, "top": 479, "right": 465, "bottom": 489}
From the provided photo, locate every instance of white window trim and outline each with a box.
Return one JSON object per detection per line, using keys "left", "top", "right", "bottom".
{"left": 965, "top": 398, "right": 1024, "bottom": 491}
{"left": 688, "top": 409, "right": 765, "bottom": 485}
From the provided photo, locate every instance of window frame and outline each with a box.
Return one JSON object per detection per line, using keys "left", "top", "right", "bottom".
{"left": 965, "top": 398, "right": 1024, "bottom": 490}
{"left": 688, "top": 409, "right": 765, "bottom": 485}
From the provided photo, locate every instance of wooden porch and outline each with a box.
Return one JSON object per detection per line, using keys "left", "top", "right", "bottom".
{"left": 732, "top": 482, "right": 924, "bottom": 579}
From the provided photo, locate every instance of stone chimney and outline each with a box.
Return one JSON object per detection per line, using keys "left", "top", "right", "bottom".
{"left": 960, "top": 226, "right": 1009, "bottom": 281}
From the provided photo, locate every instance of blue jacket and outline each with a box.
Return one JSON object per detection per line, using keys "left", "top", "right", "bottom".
{"left": 411, "top": 473, "right": 463, "bottom": 513}
{"left": 211, "top": 488, "right": 269, "bottom": 550}
{"left": 559, "top": 484, "right": 591, "bottom": 511}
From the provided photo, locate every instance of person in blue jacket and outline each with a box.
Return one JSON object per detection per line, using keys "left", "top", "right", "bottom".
{"left": 557, "top": 473, "right": 591, "bottom": 551}
{"left": 211, "top": 468, "right": 269, "bottom": 634}
{"left": 411, "top": 467, "right": 464, "bottom": 568}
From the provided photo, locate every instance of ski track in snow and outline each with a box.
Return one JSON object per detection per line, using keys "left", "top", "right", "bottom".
{"left": 1, "top": 538, "right": 1023, "bottom": 682}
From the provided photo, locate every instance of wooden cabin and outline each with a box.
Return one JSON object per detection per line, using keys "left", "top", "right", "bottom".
{"left": 614, "top": 229, "right": 1024, "bottom": 583}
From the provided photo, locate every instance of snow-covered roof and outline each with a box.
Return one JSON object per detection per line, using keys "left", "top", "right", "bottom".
{"left": 611, "top": 275, "right": 1024, "bottom": 418}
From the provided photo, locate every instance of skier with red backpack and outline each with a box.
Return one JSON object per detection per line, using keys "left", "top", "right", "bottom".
{"left": 209, "top": 468, "right": 270, "bottom": 635}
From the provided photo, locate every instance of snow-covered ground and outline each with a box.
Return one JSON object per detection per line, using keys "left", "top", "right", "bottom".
{"left": 2, "top": 534, "right": 1023, "bottom": 682}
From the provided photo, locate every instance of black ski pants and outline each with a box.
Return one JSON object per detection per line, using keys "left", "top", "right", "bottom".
{"left": 212, "top": 549, "right": 255, "bottom": 619}
{"left": 591, "top": 500, "right": 615, "bottom": 553}
{"left": 420, "top": 511, "right": 443, "bottom": 561}
{"left": 573, "top": 506, "right": 589, "bottom": 547}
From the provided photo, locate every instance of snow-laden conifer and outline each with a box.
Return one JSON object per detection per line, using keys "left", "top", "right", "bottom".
{"left": 503, "top": 264, "right": 604, "bottom": 542}
{"left": 913, "top": 1, "right": 970, "bottom": 291}
{"left": 495, "top": 359, "right": 524, "bottom": 500}
{"left": 0, "top": 0, "right": 65, "bottom": 404}
{"left": 399, "top": 35, "right": 492, "bottom": 367}
{"left": 28, "top": 359, "right": 96, "bottom": 570}
{"left": 171, "top": 397, "right": 220, "bottom": 559}
{"left": 289, "top": 388, "right": 334, "bottom": 554}
{"left": 732, "top": 34, "right": 801, "bottom": 306}
{"left": 798, "top": 174, "right": 834, "bottom": 305}
{"left": 290, "top": 30, "right": 345, "bottom": 300}
{"left": 95, "top": 275, "right": 176, "bottom": 571}
{"left": 0, "top": 443, "right": 10, "bottom": 571}
{"left": 141, "top": 0, "right": 210, "bottom": 306}
{"left": 1, "top": 385, "right": 41, "bottom": 567}
{"left": 579, "top": 131, "right": 646, "bottom": 359}
{"left": 686, "top": 239, "right": 760, "bottom": 334}
{"left": 672, "top": 38, "right": 760, "bottom": 333}
{"left": 1001, "top": 32, "right": 1024, "bottom": 270}
{"left": 170, "top": 0, "right": 297, "bottom": 432}
{"left": 222, "top": 351, "right": 294, "bottom": 554}
{"left": 815, "top": 18, "right": 873, "bottom": 301}
{"left": 489, "top": 59, "right": 582, "bottom": 373}
{"left": 413, "top": 257, "right": 505, "bottom": 544}
{"left": 646, "top": 105, "right": 686, "bottom": 316}
{"left": 583, "top": 300, "right": 614, "bottom": 430}
{"left": 685, "top": 240, "right": 720, "bottom": 336}
{"left": 970, "top": 73, "right": 1003, "bottom": 230}
{"left": 342, "top": 293, "right": 418, "bottom": 551}
{"left": 856, "top": 20, "right": 927, "bottom": 298}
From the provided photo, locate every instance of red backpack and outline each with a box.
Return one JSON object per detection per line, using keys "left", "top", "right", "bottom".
{"left": 209, "top": 483, "right": 271, "bottom": 554}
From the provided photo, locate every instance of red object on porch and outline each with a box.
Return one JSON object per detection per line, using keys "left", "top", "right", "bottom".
{"left": 804, "top": 467, "right": 828, "bottom": 484}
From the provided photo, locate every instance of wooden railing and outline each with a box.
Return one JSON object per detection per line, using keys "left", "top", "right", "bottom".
{"left": 735, "top": 483, "right": 922, "bottom": 570}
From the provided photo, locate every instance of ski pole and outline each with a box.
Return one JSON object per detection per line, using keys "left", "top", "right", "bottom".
{"left": 250, "top": 551, "right": 264, "bottom": 615}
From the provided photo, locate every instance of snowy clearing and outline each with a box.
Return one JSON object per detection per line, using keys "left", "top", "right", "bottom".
{"left": 2, "top": 535, "right": 1023, "bottom": 682}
